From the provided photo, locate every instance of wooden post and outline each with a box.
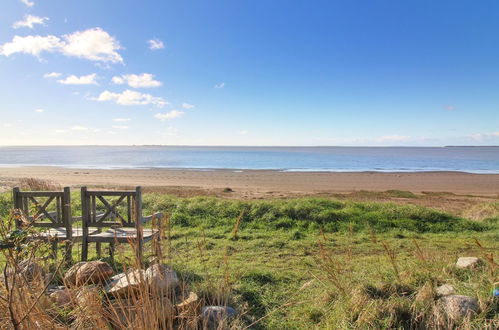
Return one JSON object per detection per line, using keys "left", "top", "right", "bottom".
{"left": 135, "top": 186, "right": 143, "bottom": 267}
{"left": 63, "top": 187, "right": 72, "bottom": 265}
{"left": 81, "top": 187, "right": 89, "bottom": 261}
{"left": 12, "top": 187, "right": 21, "bottom": 228}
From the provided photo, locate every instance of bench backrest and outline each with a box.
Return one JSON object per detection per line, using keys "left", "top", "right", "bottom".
{"left": 12, "top": 187, "right": 72, "bottom": 234}
{"left": 80, "top": 186, "right": 143, "bottom": 228}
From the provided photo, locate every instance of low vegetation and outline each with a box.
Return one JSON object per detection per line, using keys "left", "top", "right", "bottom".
{"left": 0, "top": 191, "right": 498, "bottom": 328}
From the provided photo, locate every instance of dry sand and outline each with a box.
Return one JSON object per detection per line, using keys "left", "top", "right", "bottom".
{"left": 1, "top": 166, "right": 498, "bottom": 197}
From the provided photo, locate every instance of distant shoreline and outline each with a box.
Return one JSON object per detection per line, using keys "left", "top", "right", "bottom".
{"left": 1, "top": 166, "right": 498, "bottom": 197}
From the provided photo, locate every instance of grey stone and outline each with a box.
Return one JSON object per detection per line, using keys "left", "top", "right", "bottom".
{"left": 436, "top": 284, "right": 455, "bottom": 296}
{"left": 455, "top": 257, "right": 481, "bottom": 269}
{"left": 439, "top": 295, "right": 479, "bottom": 320}
{"left": 145, "top": 264, "right": 179, "bottom": 296}
{"left": 202, "top": 306, "right": 237, "bottom": 329}
{"left": 105, "top": 269, "right": 145, "bottom": 297}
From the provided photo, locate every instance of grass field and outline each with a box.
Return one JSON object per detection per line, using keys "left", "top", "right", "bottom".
{"left": 0, "top": 191, "right": 498, "bottom": 328}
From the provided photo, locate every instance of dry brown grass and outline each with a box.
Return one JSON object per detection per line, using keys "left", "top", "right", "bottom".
{"left": 18, "top": 178, "right": 60, "bottom": 191}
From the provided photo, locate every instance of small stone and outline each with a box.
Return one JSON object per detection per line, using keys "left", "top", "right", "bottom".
{"left": 455, "top": 257, "right": 481, "bottom": 269}
{"left": 64, "top": 262, "right": 86, "bottom": 287}
{"left": 105, "top": 269, "right": 145, "bottom": 297}
{"left": 436, "top": 284, "right": 456, "bottom": 297}
{"left": 50, "top": 289, "right": 72, "bottom": 308}
{"left": 75, "top": 261, "right": 113, "bottom": 286}
{"left": 145, "top": 264, "right": 179, "bottom": 296}
{"left": 202, "top": 306, "right": 237, "bottom": 329}
{"left": 176, "top": 292, "right": 200, "bottom": 318}
{"left": 439, "top": 295, "right": 479, "bottom": 320}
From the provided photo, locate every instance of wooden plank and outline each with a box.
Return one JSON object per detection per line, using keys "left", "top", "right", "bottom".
{"left": 29, "top": 196, "right": 56, "bottom": 223}
{"left": 18, "top": 191, "right": 63, "bottom": 197}
{"left": 81, "top": 186, "right": 89, "bottom": 261}
{"left": 96, "top": 195, "right": 126, "bottom": 224}
{"left": 87, "top": 191, "right": 135, "bottom": 196}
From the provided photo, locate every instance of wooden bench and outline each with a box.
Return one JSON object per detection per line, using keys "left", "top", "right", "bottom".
{"left": 12, "top": 187, "right": 86, "bottom": 264}
{"left": 80, "top": 186, "right": 163, "bottom": 264}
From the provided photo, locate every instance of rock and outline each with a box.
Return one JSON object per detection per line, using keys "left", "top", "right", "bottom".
{"left": 201, "top": 306, "right": 237, "bottom": 329}
{"left": 436, "top": 284, "right": 456, "bottom": 297}
{"left": 455, "top": 257, "right": 481, "bottom": 269}
{"left": 439, "top": 295, "right": 479, "bottom": 320}
{"left": 105, "top": 269, "right": 145, "bottom": 297}
{"left": 64, "top": 261, "right": 86, "bottom": 286}
{"left": 176, "top": 292, "right": 200, "bottom": 318}
{"left": 145, "top": 264, "right": 179, "bottom": 296}
{"left": 75, "top": 261, "right": 113, "bottom": 286}
{"left": 50, "top": 289, "right": 73, "bottom": 308}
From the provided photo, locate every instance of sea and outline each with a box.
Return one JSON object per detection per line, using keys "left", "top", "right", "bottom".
{"left": 0, "top": 146, "right": 498, "bottom": 173}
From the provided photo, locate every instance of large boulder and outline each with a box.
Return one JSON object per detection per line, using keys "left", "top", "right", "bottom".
{"left": 455, "top": 257, "right": 481, "bottom": 269}
{"left": 439, "top": 295, "right": 479, "bottom": 320}
{"left": 201, "top": 306, "right": 237, "bottom": 329}
{"left": 105, "top": 269, "right": 145, "bottom": 298}
{"left": 145, "top": 264, "right": 179, "bottom": 296}
{"left": 63, "top": 262, "right": 86, "bottom": 287}
{"left": 75, "top": 261, "right": 113, "bottom": 286}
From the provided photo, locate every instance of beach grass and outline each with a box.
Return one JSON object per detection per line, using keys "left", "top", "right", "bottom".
{"left": 0, "top": 191, "right": 498, "bottom": 328}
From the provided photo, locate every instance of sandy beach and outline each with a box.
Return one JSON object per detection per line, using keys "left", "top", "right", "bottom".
{"left": 0, "top": 166, "right": 498, "bottom": 197}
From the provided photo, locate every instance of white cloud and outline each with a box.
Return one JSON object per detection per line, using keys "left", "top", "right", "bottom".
{"left": 3, "top": 123, "right": 13, "bottom": 128}
{"left": 148, "top": 38, "right": 164, "bottom": 50}
{"left": 13, "top": 15, "right": 48, "bottom": 29}
{"left": 113, "top": 118, "right": 130, "bottom": 122}
{"left": 215, "top": 82, "right": 225, "bottom": 89}
{"left": 166, "top": 126, "right": 178, "bottom": 136}
{"left": 57, "top": 73, "right": 98, "bottom": 85}
{"left": 112, "top": 73, "right": 162, "bottom": 88}
{"left": 469, "top": 132, "right": 499, "bottom": 141}
{"left": 43, "top": 72, "right": 61, "bottom": 78}
{"left": 239, "top": 130, "right": 248, "bottom": 135}
{"left": 61, "top": 28, "right": 123, "bottom": 63}
{"left": 181, "top": 102, "right": 195, "bottom": 109}
{"left": 20, "top": 0, "right": 34, "bottom": 7}
{"left": 0, "top": 35, "right": 62, "bottom": 57}
{"left": 0, "top": 28, "right": 123, "bottom": 63}
{"left": 112, "top": 125, "right": 128, "bottom": 129}
{"left": 154, "top": 110, "right": 184, "bottom": 121}
{"left": 70, "top": 126, "right": 88, "bottom": 131}
{"left": 93, "top": 89, "right": 167, "bottom": 107}
{"left": 34, "top": 108, "right": 44, "bottom": 113}
{"left": 54, "top": 129, "right": 67, "bottom": 133}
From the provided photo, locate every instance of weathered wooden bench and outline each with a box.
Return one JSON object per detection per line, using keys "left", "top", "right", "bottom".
{"left": 80, "top": 186, "right": 163, "bottom": 264}
{"left": 12, "top": 187, "right": 88, "bottom": 264}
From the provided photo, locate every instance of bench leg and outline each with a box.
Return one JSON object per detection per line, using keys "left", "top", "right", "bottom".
{"left": 109, "top": 242, "right": 115, "bottom": 260}
{"left": 81, "top": 238, "right": 88, "bottom": 261}
{"left": 64, "top": 241, "right": 72, "bottom": 265}
{"left": 96, "top": 242, "right": 102, "bottom": 259}
{"left": 51, "top": 241, "right": 58, "bottom": 261}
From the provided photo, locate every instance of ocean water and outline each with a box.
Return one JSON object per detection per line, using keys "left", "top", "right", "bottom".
{"left": 0, "top": 146, "right": 498, "bottom": 173}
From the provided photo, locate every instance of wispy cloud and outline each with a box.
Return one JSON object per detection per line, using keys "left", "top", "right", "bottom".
{"left": 112, "top": 73, "right": 162, "bottom": 88}
{"left": 57, "top": 73, "right": 98, "bottom": 85}
{"left": 43, "top": 72, "right": 61, "bottom": 78}
{"left": 111, "top": 125, "right": 128, "bottom": 129}
{"left": 469, "top": 132, "right": 499, "bottom": 141}
{"left": 3, "top": 123, "right": 13, "bottom": 128}
{"left": 13, "top": 15, "right": 48, "bottom": 29}
{"left": 113, "top": 118, "right": 130, "bottom": 122}
{"left": 20, "top": 0, "right": 34, "bottom": 8}
{"left": 93, "top": 89, "right": 167, "bottom": 107}
{"left": 0, "top": 28, "right": 123, "bottom": 63}
{"left": 148, "top": 38, "right": 164, "bottom": 50}
{"left": 70, "top": 126, "right": 88, "bottom": 131}
{"left": 181, "top": 102, "right": 195, "bottom": 109}
{"left": 239, "top": 130, "right": 248, "bottom": 135}
{"left": 34, "top": 108, "right": 44, "bottom": 113}
{"left": 214, "top": 82, "right": 225, "bottom": 89}
{"left": 154, "top": 109, "right": 184, "bottom": 121}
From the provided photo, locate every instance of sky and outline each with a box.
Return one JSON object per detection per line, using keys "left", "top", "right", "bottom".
{"left": 0, "top": 0, "right": 498, "bottom": 146}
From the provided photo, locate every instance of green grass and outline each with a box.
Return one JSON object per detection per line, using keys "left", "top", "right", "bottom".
{"left": 1, "top": 192, "right": 498, "bottom": 328}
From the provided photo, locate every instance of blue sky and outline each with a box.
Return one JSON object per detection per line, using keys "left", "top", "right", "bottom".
{"left": 1, "top": 0, "right": 498, "bottom": 146}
